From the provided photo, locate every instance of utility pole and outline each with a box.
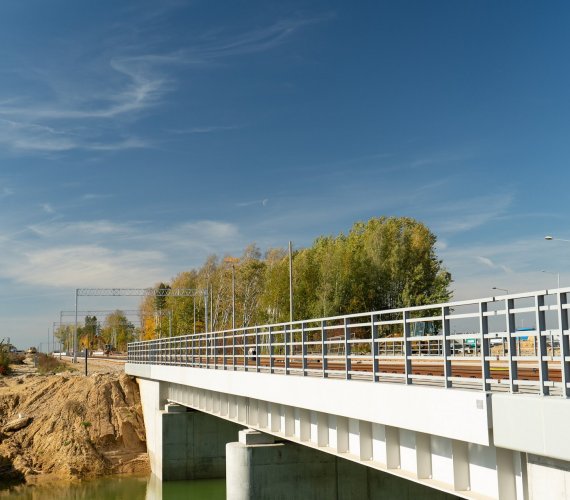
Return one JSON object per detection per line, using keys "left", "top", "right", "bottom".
{"left": 74, "top": 289, "right": 78, "bottom": 363}
{"left": 205, "top": 288, "right": 209, "bottom": 333}
{"left": 224, "top": 257, "right": 240, "bottom": 331}
{"left": 289, "top": 241, "right": 294, "bottom": 324}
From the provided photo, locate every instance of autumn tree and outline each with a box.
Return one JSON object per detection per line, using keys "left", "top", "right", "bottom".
{"left": 100, "top": 310, "right": 135, "bottom": 351}
{"left": 137, "top": 216, "right": 451, "bottom": 338}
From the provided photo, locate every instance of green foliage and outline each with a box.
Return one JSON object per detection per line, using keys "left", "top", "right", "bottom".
{"left": 0, "top": 355, "right": 10, "bottom": 376}
{"left": 139, "top": 217, "right": 452, "bottom": 336}
{"left": 0, "top": 340, "right": 11, "bottom": 376}
{"left": 100, "top": 311, "right": 135, "bottom": 351}
{"left": 54, "top": 324, "right": 74, "bottom": 352}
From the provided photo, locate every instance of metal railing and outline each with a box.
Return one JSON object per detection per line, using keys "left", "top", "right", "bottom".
{"left": 127, "top": 287, "right": 570, "bottom": 397}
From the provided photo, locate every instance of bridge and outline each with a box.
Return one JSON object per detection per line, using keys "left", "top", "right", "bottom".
{"left": 126, "top": 287, "right": 570, "bottom": 499}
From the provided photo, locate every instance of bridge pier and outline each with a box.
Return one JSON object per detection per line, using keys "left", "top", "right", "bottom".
{"left": 138, "top": 378, "right": 242, "bottom": 481}
{"left": 226, "top": 429, "right": 456, "bottom": 500}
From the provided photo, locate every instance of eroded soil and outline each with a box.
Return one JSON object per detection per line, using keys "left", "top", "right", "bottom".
{"left": 0, "top": 358, "right": 149, "bottom": 483}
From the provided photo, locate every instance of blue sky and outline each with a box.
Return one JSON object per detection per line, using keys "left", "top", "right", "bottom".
{"left": 1, "top": 1, "right": 569, "bottom": 348}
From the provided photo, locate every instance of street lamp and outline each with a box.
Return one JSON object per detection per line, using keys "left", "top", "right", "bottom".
{"left": 492, "top": 287, "right": 509, "bottom": 294}
{"left": 541, "top": 270, "right": 561, "bottom": 289}
{"left": 289, "top": 241, "right": 294, "bottom": 324}
{"left": 545, "top": 235, "right": 570, "bottom": 243}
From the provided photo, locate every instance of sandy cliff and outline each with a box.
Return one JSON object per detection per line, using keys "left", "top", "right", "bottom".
{"left": 0, "top": 367, "right": 149, "bottom": 481}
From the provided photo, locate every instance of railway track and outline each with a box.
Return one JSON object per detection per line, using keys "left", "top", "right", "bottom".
{"left": 144, "top": 355, "right": 561, "bottom": 383}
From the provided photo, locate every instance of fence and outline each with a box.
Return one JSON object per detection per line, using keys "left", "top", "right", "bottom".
{"left": 128, "top": 288, "right": 570, "bottom": 397}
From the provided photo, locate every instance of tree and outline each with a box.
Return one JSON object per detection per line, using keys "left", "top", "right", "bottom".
{"left": 83, "top": 316, "right": 98, "bottom": 349}
{"left": 101, "top": 311, "right": 135, "bottom": 351}
{"left": 136, "top": 216, "right": 452, "bottom": 338}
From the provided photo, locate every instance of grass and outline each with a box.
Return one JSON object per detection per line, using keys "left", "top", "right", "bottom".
{"left": 36, "top": 353, "right": 72, "bottom": 374}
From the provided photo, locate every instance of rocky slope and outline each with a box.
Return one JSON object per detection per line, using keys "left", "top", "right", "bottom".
{"left": 0, "top": 368, "right": 149, "bottom": 482}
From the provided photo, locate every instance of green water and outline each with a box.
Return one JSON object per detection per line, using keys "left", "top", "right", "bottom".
{"left": 0, "top": 475, "right": 225, "bottom": 499}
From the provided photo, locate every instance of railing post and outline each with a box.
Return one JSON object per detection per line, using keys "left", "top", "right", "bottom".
{"left": 222, "top": 330, "right": 226, "bottom": 370}
{"left": 284, "top": 325, "right": 289, "bottom": 375}
{"left": 505, "top": 298, "right": 518, "bottom": 393}
{"left": 212, "top": 332, "right": 216, "bottom": 370}
{"left": 232, "top": 327, "right": 236, "bottom": 371}
{"left": 302, "top": 322, "right": 307, "bottom": 377}
{"left": 269, "top": 326, "right": 274, "bottom": 374}
{"left": 371, "top": 314, "right": 378, "bottom": 382}
{"left": 557, "top": 291, "right": 570, "bottom": 397}
{"left": 479, "top": 302, "right": 490, "bottom": 392}
{"left": 185, "top": 337, "right": 188, "bottom": 367}
{"left": 232, "top": 329, "right": 236, "bottom": 371}
{"left": 243, "top": 330, "right": 247, "bottom": 372}
{"left": 206, "top": 333, "right": 210, "bottom": 369}
{"left": 403, "top": 310, "right": 412, "bottom": 385}
{"left": 191, "top": 336, "right": 195, "bottom": 367}
{"left": 535, "top": 294, "right": 549, "bottom": 396}
{"left": 442, "top": 306, "right": 451, "bottom": 388}
{"left": 321, "top": 320, "right": 328, "bottom": 378}
{"left": 255, "top": 327, "right": 260, "bottom": 373}
{"left": 344, "top": 318, "right": 351, "bottom": 380}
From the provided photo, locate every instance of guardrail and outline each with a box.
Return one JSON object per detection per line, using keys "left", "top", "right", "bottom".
{"left": 128, "top": 288, "right": 570, "bottom": 397}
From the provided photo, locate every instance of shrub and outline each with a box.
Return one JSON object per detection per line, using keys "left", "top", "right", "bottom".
{"left": 36, "top": 353, "right": 69, "bottom": 374}
{"left": 0, "top": 352, "right": 10, "bottom": 376}
{"left": 9, "top": 353, "right": 25, "bottom": 365}
{"left": 64, "top": 400, "right": 86, "bottom": 418}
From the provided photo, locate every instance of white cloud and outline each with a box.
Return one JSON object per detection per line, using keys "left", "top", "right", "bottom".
{"left": 170, "top": 125, "right": 242, "bottom": 134}
{"left": 0, "top": 118, "right": 148, "bottom": 154}
{"left": 0, "top": 218, "right": 244, "bottom": 289}
{"left": 2, "top": 246, "right": 165, "bottom": 288}
{"left": 476, "top": 256, "right": 495, "bottom": 268}
{"left": 81, "top": 193, "right": 112, "bottom": 201}
{"left": 475, "top": 256, "right": 512, "bottom": 274}
{"left": 428, "top": 193, "right": 514, "bottom": 234}
{"left": 1, "top": 186, "right": 14, "bottom": 198}
{"left": 41, "top": 203, "right": 55, "bottom": 214}
{"left": 237, "top": 198, "right": 269, "bottom": 208}
{"left": 0, "top": 16, "right": 322, "bottom": 155}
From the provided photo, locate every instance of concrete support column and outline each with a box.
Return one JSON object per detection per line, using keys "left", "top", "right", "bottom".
{"left": 226, "top": 430, "right": 338, "bottom": 500}
{"left": 416, "top": 432, "right": 432, "bottom": 480}
{"left": 386, "top": 425, "right": 401, "bottom": 469}
{"left": 496, "top": 447, "right": 517, "bottom": 500}
{"left": 139, "top": 383, "right": 243, "bottom": 482}
{"left": 137, "top": 378, "right": 168, "bottom": 479}
{"left": 226, "top": 429, "right": 459, "bottom": 500}
{"left": 452, "top": 439, "right": 470, "bottom": 492}
{"left": 161, "top": 404, "right": 242, "bottom": 480}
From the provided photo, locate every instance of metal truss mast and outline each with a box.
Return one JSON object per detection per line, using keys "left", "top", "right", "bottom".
{"left": 72, "top": 287, "right": 208, "bottom": 362}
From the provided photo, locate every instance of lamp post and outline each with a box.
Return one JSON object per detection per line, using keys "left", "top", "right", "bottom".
{"left": 492, "top": 287, "right": 509, "bottom": 294}
{"left": 545, "top": 235, "right": 570, "bottom": 243}
{"left": 289, "top": 241, "right": 294, "bottom": 324}
{"left": 541, "top": 270, "right": 561, "bottom": 289}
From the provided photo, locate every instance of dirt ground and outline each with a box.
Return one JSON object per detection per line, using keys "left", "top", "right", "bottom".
{"left": 0, "top": 356, "right": 149, "bottom": 483}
